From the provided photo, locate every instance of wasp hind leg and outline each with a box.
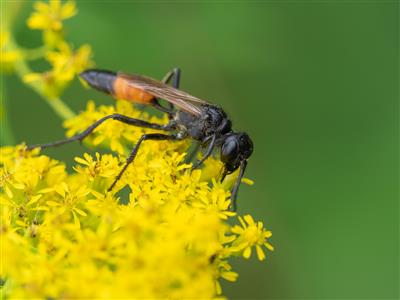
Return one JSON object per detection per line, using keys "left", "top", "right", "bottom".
{"left": 152, "top": 67, "right": 181, "bottom": 115}
{"left": 162, "top": 67, "right": 181, "bottom": 88}
{"left": 27, "top": 114, "right": 173, "bottom": 150}
{"left": 108, "top": 133, "right": 183, "bottom": 191}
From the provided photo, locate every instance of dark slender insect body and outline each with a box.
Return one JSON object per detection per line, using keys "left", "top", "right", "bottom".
{"left": 28, "top": 68, "right": 253, "bottom": 211}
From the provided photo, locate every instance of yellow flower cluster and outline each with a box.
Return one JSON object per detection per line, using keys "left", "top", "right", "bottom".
{"left": 1, "top": 0, "right": 92, "bottom": 126}
{"left": 0, "top": 31, "right": 20, "bottom": 71}
{"left": 23, "top": 0, "right": 93, "bottom": 98}
{"left": 23, "top": 40, "right": 93, "bottom": 98}
{"left": 27, "top": 0, "right": 76, "bottom": 32}
{"left": 1, "top": 101, "right": 273, "bottom": 299}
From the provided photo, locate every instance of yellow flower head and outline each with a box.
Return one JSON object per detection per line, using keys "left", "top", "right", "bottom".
{"left": 27, "top": 0, "right": 77, "bottom": 31}
{"left": 231, "top": 214, "right": 274, "bottom": 261}
{"left": 74, "top": 152, "right": 120, "bottom": 183}
{"left": 46, "top": 41, "right": 93, "bottom": 81}
{"left": 23, "top": 42, "right": 93, "bottom": 98}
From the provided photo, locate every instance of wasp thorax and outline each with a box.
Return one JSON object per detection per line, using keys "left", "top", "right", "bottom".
{"left": 202, "top": 105, "right": 231, "bottom": 134}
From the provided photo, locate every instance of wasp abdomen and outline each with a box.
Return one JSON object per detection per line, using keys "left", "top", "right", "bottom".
{"left": 80, "top": 69, "right": 155, "bottom": 104}
{"left": 113, "top": 76, "right": 154, "bottom": 104}
{"left": 80, "top": 69, "right": 117, "bottom": 95}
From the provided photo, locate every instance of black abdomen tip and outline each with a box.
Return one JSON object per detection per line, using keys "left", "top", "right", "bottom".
{"left": 80, "top": 69, "right": 117, "bottom": 95}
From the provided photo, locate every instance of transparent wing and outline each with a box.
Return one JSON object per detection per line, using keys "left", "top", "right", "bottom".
{"left": 118, "top": 72, "right": 209, "bottom": 116}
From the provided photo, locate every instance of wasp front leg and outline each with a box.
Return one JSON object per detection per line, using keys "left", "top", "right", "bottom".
{"left": 229, "top": 160, "right": 248, "bottom": 211}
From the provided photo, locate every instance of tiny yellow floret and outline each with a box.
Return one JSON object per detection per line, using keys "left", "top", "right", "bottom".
{"left": 27, "top": 0, "right": 77, "bottom": 31}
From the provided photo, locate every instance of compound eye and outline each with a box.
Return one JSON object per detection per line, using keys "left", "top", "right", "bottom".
{"left": 239, "top": 133, "right": 253, "bottom": 158}
{"left": 221, "top": 138, "right": 239, "bottom": 163}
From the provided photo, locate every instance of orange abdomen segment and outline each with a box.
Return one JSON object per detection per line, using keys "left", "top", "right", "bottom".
{"left": 113, "top": 76, "right": 154, "bottom": 104}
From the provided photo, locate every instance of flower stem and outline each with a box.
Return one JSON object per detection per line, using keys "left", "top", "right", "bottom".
{"left": 0, "top": 77, "right": 16, "bottom": 145}
{"left": 22, "top": 45, "right": 47, "bottom": 61}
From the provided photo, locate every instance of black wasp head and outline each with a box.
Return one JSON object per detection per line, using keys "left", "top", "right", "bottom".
{"left": 220, "top": 132, "right": 253, "bottom": 174}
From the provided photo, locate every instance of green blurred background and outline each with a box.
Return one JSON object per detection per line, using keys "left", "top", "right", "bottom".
{"left": 2, "top": 1, "right": 398, "bottom": 299}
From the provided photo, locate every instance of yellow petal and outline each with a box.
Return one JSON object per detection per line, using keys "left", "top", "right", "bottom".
{"left": 5, "top": 185, "right": 13, "bottom": 198}
{"left": 54, "top": 184, "right": 66, "bottom": 198}
{"left": 243, "top": 246, "right": 252, "bottom": 259}
{"left": 243, "top": 214, "right": 255, "bottom": 226}
{"left": 34, "top": 2, "right": 50, "bottom": 13}
{"left": 241, "top": 177, "right": 254, "bottom": 185}
{"left": 46, "top": 200, "right": 59, "bottom": 207}
{"left": 27, "top": 14, "right": 50, "bottom": 30}
{"left": 93, "top": 135, "right": 105, "bottom": 146}
{"left": 221, "top": 271, "right": 238, "bottom": 282}
{"left": 256, "top": 245, "right": 266, "bottom": 261}
{"left": 264, "top": 242, "right": 274, "bottom": 251}
{"left": 50, "top": 0, "right": 61, "bottom": 12}
{"left": 215, "top": 281, "right": 222, "bottom": 295}
{"left": 61, "top": 1, "right": 77, "bottom": 19}
{"left": 0, "top": 197, "right": 14, "bottom": 206}
{"left": 231, "top": 225, "right": 244, "bottom": 234}
{"left": 72, "top": 210, "right": 80, "bottom": 228}
{"left": 11, "top": 182, "right": 25, "bottom": 190}
{"left": 31, "top": 206, "right": 49, "bottom": 211}
{"left": 74, "top": 156, "right": 90, "bottom": 166}
{"left": 27, "top": 194, "right": 42, "bottom": 206}
{"left": 90, "top": 189, "right": 104, "bottom": 199}
{"left": 38, "top": 187, "right": 55, "bottom": 194}
{"left": 238, "top": 216, "right": 246, "bottom": 228}
{"left": 73, "top": 207, "right": 87, "bottom": 217}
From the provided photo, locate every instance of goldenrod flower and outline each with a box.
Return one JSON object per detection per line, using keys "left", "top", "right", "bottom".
{"left": 46, "top": 41, "right": 93, "bottom": 81}
{"left": 231, "top": 214, "right": 274, "bottom": 261}
{"left": 23, "top": 42, "right": 93, "bottom": 98}
{"left": 74, "top": 152, "right": 119, "bottom": 183}
{"left": 27, "top": 0, "right": 77, "bottom": 31}
{"left": 1, "top": 102, "right": 273, "bottom": 298}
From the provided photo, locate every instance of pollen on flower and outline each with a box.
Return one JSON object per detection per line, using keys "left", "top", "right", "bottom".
{"left": 1, "top": 101, "right": 273, "bottom": 298}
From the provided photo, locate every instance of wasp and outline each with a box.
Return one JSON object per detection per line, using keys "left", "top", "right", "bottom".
{"left": 28, "top": 68, "right": 253, "bottom": 211}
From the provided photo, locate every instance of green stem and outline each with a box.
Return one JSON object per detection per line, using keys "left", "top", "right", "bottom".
{"left": 46, "top": 97, "right": 75, "bottom": 120}
{"left": 21, "top": 45, "right": 48, "bottom": 61}
{"left": 8, "top": 38, "right": 75, "bottom": 120}
{"left": 1, "top": 75, "right": 16, "bottom": 146}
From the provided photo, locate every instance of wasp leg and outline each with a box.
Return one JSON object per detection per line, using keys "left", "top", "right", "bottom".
{"left": 108, "top": 133, "right": 182, "bottom": 191}
{"left": 229, "top": 160, "right": 248, "bottom": 212}
{"left": 27, "top": 114, "right": 173, "bottom": 150}
{"left": 162, "top": 67, "right": 181, "bottom": 88}
{"left": 153, "top": 68, "right": 181, "bottom": 114}
{"left": 192, "top": 134, "right": 216, "bottom": 170}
